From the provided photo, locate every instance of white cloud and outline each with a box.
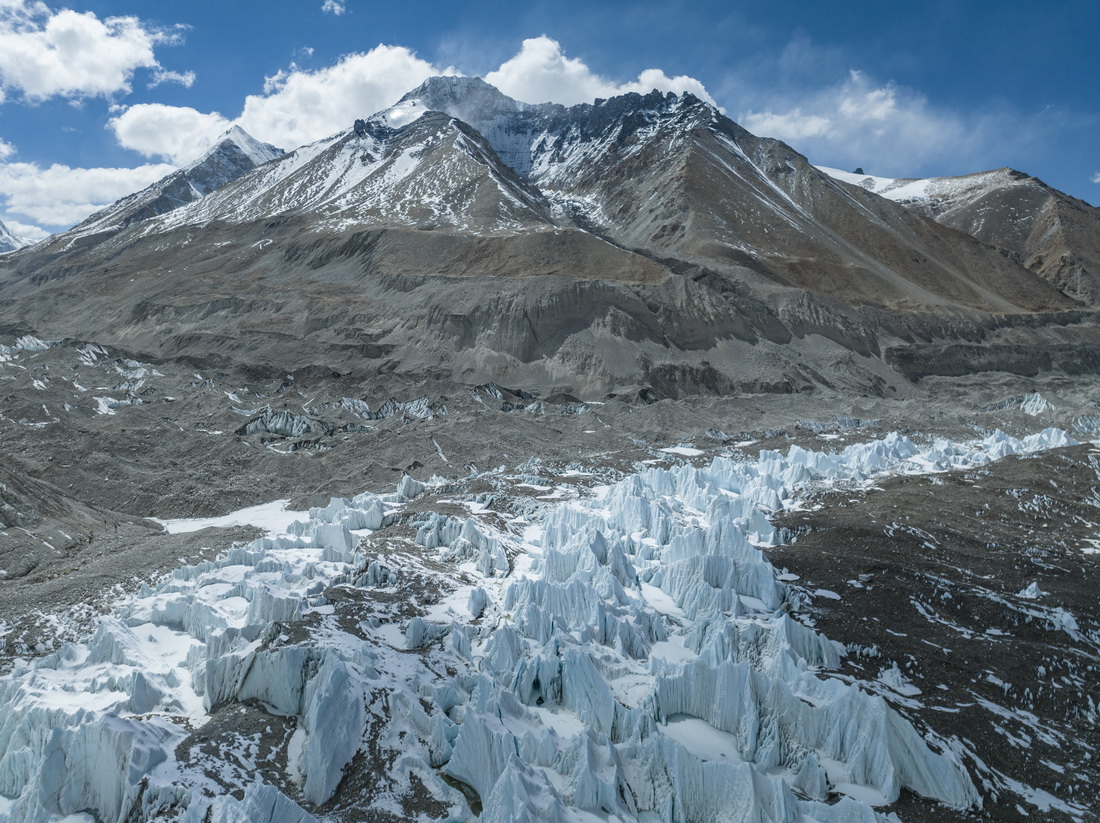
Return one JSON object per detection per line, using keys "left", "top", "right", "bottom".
{"left": 740, "top": 109, "right": 832, "bottom": 141}
{"left": 0, "top": 138, "right": 14, "bottom": 160}
{"left": 620, "top": 68, "right": 715, "bottom": 104}
{"left": 109, "top": 103, "right": 231, "bottom": 165}
{"left": 1, "top": 216, "right": 48, "bottom": 242}
{"left": 149, "top": 67, "right": 195, "bottom": 89}
{"left": 0, "top": 1, "right": 185, "bottom": 102}
{"left": 741, "top": 70, "right": 976, "bottom": 174}
{"left": 321, "top": 0, "right": 345, "bottom": 14}
{"left": 1093, "top": 172, "right": 1100, "bottom": 184}
{"left": 235, "top": 45, "right": 444, "bottom": 150}
{"left": 0, "top": 158, "right": 174, "bottom": 227}
{"left": 485, "top": 36, "right": 714, "bottom": 106}
{"left": 104, "top": 37, "right": 714, "bottom": 164}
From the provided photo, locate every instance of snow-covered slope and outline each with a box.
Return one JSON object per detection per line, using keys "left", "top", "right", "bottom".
{"left": 817, "top": 167, "right": 939, "bottom": 202}
{"left": 819, "top": 165, "right": 1100, "bottom": 305}
{"left": 151, "top": 107, "right": 554, "bottom": 236}
{"left": 0, "top": 426, "right": 1078, "bottom": 822}
{"left": 0, "top": 221, "right": 26, "bottom": 253}
{"left": 58, "top": 126, "right": 283, "bottom": 242}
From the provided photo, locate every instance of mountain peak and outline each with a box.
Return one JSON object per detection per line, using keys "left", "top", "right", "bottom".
{"left": 400, "top": 75, "right": 508, "bottom": 102}
{"left": 50, "top": 127, "right": 285, "bottom": 241}
{"left": 0, "top": 219, "right": 27, "bottom": 253}
{"left": 398, "top": 74, "right": 528, "bottom": 117}
{"left": 190, "top": 125, "right": 283, "bottom": 171}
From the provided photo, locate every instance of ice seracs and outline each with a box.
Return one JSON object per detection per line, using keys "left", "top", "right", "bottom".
{"left": 0, "top": 426, "right": 1079, "bottom": 822}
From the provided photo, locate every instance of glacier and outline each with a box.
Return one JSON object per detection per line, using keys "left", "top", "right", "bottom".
{"left": 0, "top": 427, "right": 1079, "bottom": 822}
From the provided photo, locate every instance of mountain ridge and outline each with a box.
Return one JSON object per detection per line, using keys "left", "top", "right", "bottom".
{"left": 91, "top": 80, "right": 1072, "bottom": 316}
{"left": 820, "top": 165, "right": 1100, "bottom": 305}
{"left": 43, "top": 126, "right": 284, "bottom": 247}
{"left": 0, "top": 77, "right": 1093, "bottom": 399}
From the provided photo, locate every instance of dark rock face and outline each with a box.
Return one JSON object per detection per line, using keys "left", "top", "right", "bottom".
{"left": 925, "top": 174, "right": 1100, "bottom": 307}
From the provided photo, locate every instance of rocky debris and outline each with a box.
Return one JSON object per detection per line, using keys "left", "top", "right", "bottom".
{"left": 884, "top": 341, "right": 1100, "bottom": 381}
{"left": 770, "top": 444, "right": 1100, "bottom": 822}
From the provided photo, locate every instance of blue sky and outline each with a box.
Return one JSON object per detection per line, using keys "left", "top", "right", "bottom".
{"left": 0, "top": 0, "right": 1096, "bottom": 239}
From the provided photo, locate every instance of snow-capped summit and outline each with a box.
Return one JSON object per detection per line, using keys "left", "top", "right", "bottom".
{"left": 205, "top": 125, "right": 283, "bottom": 169}
{"left": 398, "top": 75, "right": 531, "bottom": 121}
{"left": 0, "top": 219, "right": 27, "bottom": 253}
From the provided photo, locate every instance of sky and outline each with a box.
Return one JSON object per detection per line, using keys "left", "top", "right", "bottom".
{"left": 0, "top": 0, "right": 1096, "bottom": 241}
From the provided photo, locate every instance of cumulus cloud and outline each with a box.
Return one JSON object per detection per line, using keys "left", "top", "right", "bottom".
{"left": 486, "top": 36, "right": 714, "bottom": 106}
{"left": 321, "top": 1, "right": 346, "bottom": 14}
{"left": 740, "top": 109, "right": 832, "bottom": 141}
{"left": 110, "top": 103, "right": 231, "bottom": 165}
{"left": 741, "top": 70, "right": 979, "bottom": 174}
{"left": 0, "top": 138, "right": 14, "bottom": 160}
{"left": 0, "top": 158, "right": 174, "bottom": 227}
{"left": 234, "top": 45, "right": 443, "bottom": 150}
{"left": 1093, "top": 172, "right": 1100, "bottom": 184}
{"left": 1, "top": 216, "right": 48, "bottom": 242}
{"left": 105, "top": 37, "right": 714, "bottom": 163}
{"left": 0, "top": 1, "right": 185, "bottom": 102}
